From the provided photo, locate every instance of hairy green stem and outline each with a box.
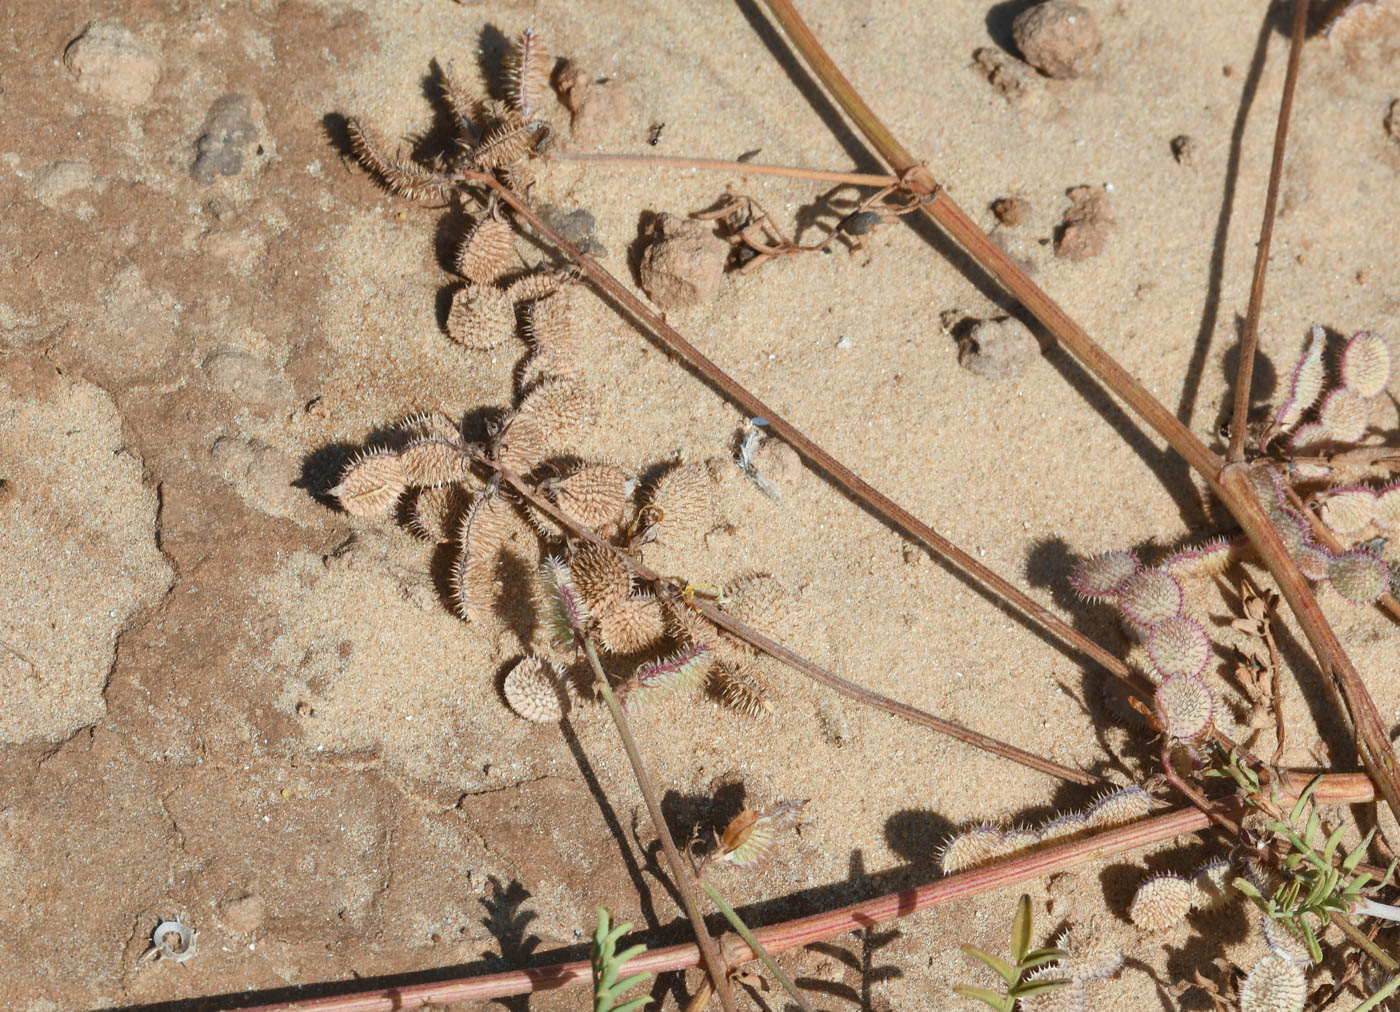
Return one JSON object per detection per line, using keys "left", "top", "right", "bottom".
{"left": 700, "top": 878, "right": 816, "bottom": 1012}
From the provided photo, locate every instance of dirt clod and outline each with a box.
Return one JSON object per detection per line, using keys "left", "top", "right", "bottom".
{"left": 1054, "top": 184, "right": 1115, "bottom": 262}
{"left": 63, "top": 21, "right": 160, "bottom": 107}
{"left": 1012, "top": 1, "right": 1101, "bottom": 79}
{"left": 192, "top": 94, "right": 261, "bottom": 184}
{"left": 1170, "top": 134, "right": 1195, "bottom": 165}
{"left": 554, "top": 59, "right": 631, "bottom": 150}
{"left": 639, "top": 213, "right": 728, "bottom": 309}
{"left": 992, "top": 196, "right": 1028, "bottom": 226}
{"left": 957, "top": 317, "right": 1038, "bottom": 380}
{"left": 974, "top": 47, "right": 1037, "bottom": 100}
{"left": 1387, "top": 99, "right": 1400, "bottom": 143}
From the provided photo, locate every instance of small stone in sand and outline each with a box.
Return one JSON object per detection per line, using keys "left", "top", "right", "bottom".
{"left": 554, "top": 59, "right": 631, "bottom": 150}
{"left": 63, "top": 21, "right": 160, "bottom": 107}
{"left": 992, "top": 196, "right": 1028, "bottom": 226}
{"left": 639, "top": 214, "right": 728, "bottom": 309}
{"left": 1012, "top": 1, "right": 1102, "bottom": 80}
{"left": 1054, "top": 185, "right": 1115, "bottom": 262}
{"left": 192, "top": 94, "right": 260, "bottom": 184}
{"left": 1170, "top": 134, "right": 1196, "bottom": 165}
{"left": 1386, "top": 99, "right": 1400, "bottom": 144}
{"left": 957, "top": 317, "right": 1038, "bottom": 380}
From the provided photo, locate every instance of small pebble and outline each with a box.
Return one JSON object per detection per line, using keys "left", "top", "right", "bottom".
{"left": 835, "top": 335, "right": 852, "bottom": 350}
{"left": 192, "top": 94, "right": 261, "bottom": 184}
{"left": 992, "top": 196, "right": 1027, "bottom": 226}
{"left": 1054, "top": 184, "right": 1115, "bottom": 262}
{"left": 1170, "top": 134, "right": 1195, "bottom": 165}
{"left": 1012, "top": 1, "right": 1101, "bottom": 80}
{"left": 957, "top": 317, "right": 1038, "bottom": 381}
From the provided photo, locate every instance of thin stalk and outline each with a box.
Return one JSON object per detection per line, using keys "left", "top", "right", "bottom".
{"left": 756, "top": 0, "right": 1400, "bottom": 834}
{"left": 1228, "top": 0, "right": 1310, "bottom": 463}
{"left": 1331, "top": 909, "right": 1400, "bottom": 974}
{"left": 469, "top": 172, "right": 1154, "bottom": 721}
{"left": 489, "top": 452, "right": 1099, "bottom": 786}
{"left": 551, "top": 150, "right": 897, "bottom": 186}
{"left": 230, "top": 772, "right": 1376, "bottom": 1012}
{"left": 700, "top": 878, "right": 817, "bottom": 1012}
{"left": 583, "top": 635, "right": 738, "bottom": 1012}
{"left": 1357, "top": 974, "right": 1400, "bottom": 1012}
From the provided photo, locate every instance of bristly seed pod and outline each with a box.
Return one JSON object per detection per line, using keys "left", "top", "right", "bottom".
{"left": 641, "top": 461, "right": 714, "bottom": 543}
{"left": 1154, "top": 673, "right": 1214, "bottom": 741}
{"left": 1296, "top": 543, "right": 1334, "bottom": 581}
{"left": 455, "top": 216, "right": 516, "bottom": 285}
{"left": 504, "top": 272, "right": 560, "bottom": 304}
{"left": 1037, "top": 812, "right": 1088, "bottom": 842}
{"left": 721, "top": 574, "right": 799, "bottom": 642}
{"left": 1116, "top": 568, "right": 1184, "bottom": 628}
{"left": 1191, "top": 858, "right": 1232, "bottom": 909}
{"left": 1238, "top": 954, "right": 1306, "bottom": 1012}
{"left": 410, "top": 483, "right": 471, "bottom": 543}
{"left": 1147, "top": 616, "right": 1211, "bottom": 679}
{"left": 1327, "top": 549, "right": 1390, "bottom": 604}
{"left": 1247, "top": 465, "right": 1288, "bottom": 509}
{"left": 1160, "top": 537, "right": 1240, "bottom": 578}
{"left": 1128, "top": 873, "right": 1194, "bottom": 931}
{"left": 333, "top": 449, "right": 406, "bottom": 517}
{"left": 1317, "top": 387, "right": 1369, "bottom": 443}
{"left": 711, "top": 662, "right": 774, "bottom": 717}
{"left": 621, "top": 643, "right": 715, "bottom": 713}
{"left": 1319, "top": 485, "right": 1378, "bottom": 535}
{"left": 569, "top": 542, "right": 632, "bottom": 615}
{"left": 547, "top": 463, "right": 629, "bottom": 535}
{"left": 1274, "top": 324, "right": 1325, "bottom": 430}
{"left": 1339, "top": 330, "right": 1392, "bottom": 399}
{"left": 515, "top": 379, "right": 594, "bottom": 451}
{"left": 538, "top": 556, "right": 588, "bottom": 645}
{"left": 1069, "top": 549, "right": 1139, "bottom": 600}
{"left": 1020, "top": 970, "right": 1087, "bottom": 1012}
{"left": 1269, "top": 508, "right": 1310, "bottom": 558}
{"left": 1376, "top": 482, "right": 1400, "bottom": 532}
{"left": 446, "top": 284, "right": 517, "bottom": 350}
{"left": 345, "top": 117, "right": 454, "bottom": 201}
{"left": 492, "top": 409, "right": 546, "bottom": 473}
{"left": 1260, "top": 916, "right": 1312, "bottom": 965}
{"left": 992, "top": 825, "right": 1041, "bottom": 858}
{"left": 453, "top": 494, "right": 519, "bottom": 620}
{"left": 503, "top": 28, "right": 551, "bottom": 120}
{"left": 596, "top": 595, "right": 666, "bottom": 654}
{"left": 503, "top": 656, "right": 569, "bottom": 722}
{"left": 1055, "top": 925, "right": 1124, "bottom": 984}
{"left": 1085, "top": 785, "right": 1153, "bottom": 827}
{"left": 398, "top": 438, "right": 474, "bottom": 488}
{"left": 939, "top": 824, "right": 1005, "bottom": 873}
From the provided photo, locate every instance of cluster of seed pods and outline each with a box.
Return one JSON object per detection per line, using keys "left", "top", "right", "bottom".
{"left": 1018, "top": 926, "right": 1126, "bottom": 1012}
{"left": 1071, "top": 550, "right": 1217, "bottom": 741}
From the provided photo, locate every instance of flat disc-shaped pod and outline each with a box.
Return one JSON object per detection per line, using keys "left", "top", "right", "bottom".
{"left": 453, "top": 494, "right": 524, "bottom": 621}
{"left": 640, "top": 461, "right": 714, "bottom": 544}
{"left": 596, "top": 595, "right": 666, "bottom": 654}
{"left": 1339, "top": 330, "right": 1392, "bottom": 399}
{"left": 503, "top": 655, "right": 569, "bottom": 722}
{"left": 546, "top": 463, "right": 629, "bottom": 536}
{"left": 455, "top": 216, "right": 515, "bottom": 285}
{"left": 446, "top": 284, "right": 516, "bottom": 350}
{"left": 334, "top": 449, "right": 406, "bottom": 518}
{"left": 569, "top": 542, "right": 632, "bottom": 615}
{"left": 399, "top": 437, "right": 474, "bottom": 488}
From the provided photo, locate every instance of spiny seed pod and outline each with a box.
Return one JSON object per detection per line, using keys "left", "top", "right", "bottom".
{"left": 596, "top": 595, "right": 666, "bottom": 654}
{"left": 1068, "top": 549, "right": 1139, "bottom": 600}
{"left": 397, "top": 410, "right": 462, "bottom": 443}
{"left": 1373, "top": 482, "right": 1400, "bottom": 532}
{"left": 1340, "top": 330, "right": 1392, "bottom": 399}
{"left": 1037, "top": 812, "right": 1088, "bottom": 842}
{"left": 1288, "top": 421, "right": 1327, "bottom": 453}
{"left": 1154, "top": 673, "right": 1214, "bottom": 740}
{"left": 1320, "top": 485, "right": 1378, "bottom": 535}
{"left": 1269, "top": 508, "right": 1310, "bottom": 558}
{"left": 1327, "top": 549, "right": 1390, "bottom": 603}
{"left": 345, "top": 117, "right": 454, "bottom": 201}
{"left": 1055, "top": 926, "right": 1123, "bottom": 984}
{"left": 1085, "top": 785, "right": 1153, "bottom": 827}
{"left": 1191, "top": 858, "right": 1231, "bottom": 909}
{"left": 538, "top": 556, "right": 588, "bottom": 644}
{"left": 722, "top": 574, "right": 799, "bottom": 641}
{"left": 503, "top": 656, "right": 568, "bottom": 722}
{"left": 398, "top": 438, "right": 473, "bottom": 488}
{"left": 939, "top": 824, "right": 1004, "bottom": 873}
{"left": 503, "top": 28, "right": 551, "bottom": 120}
{"left": 1160, "top": 537, "right": 1240, "bottom": 578}
{"left": 515, "top": 378, "right": 594, "bottom": 446}
{"left": 1296, "top": 544, "right": 1334, "bottom": 581}
{"left": 334, "top": 449, "right": 406, "bottom": 517}
{"left": 1020, "top": 971, "right": 1087, "bottom": 1012}
{"left": 992, "top": 826, "right": 1041, "bottom": 858}
{"left": 621, "top": 643, "right": 714, "bottom": 713}
{"left": 1261, "top": 916, "right": 1312, "bottom": 965}
{"left": 1238, "top": 954, "right": 1306, "bottom": 1012}
{"left": 1248, "top": 465, "right": 1288, "bottom": 509}
{"left": 504, "top": 272, "right": 560, "bottom": 304}
{"left": 1147, "top": 616, "right": 1210, "bottom": 679}
{"left": 1275, "top": 325, "right": 1325, "bottom": 430}
{"left": 454, "top": 216, "right": 515, "bottom": 285}
{"left": 712, "top": 662, "right": 773, "bottom": 717}
{"left": 446, "top": 284, "right": 516, "bottom": 350}
{"left": 641, "top": 461, "right": 713, "bottom": 543}
{"left": 1128, "top": 873, "right": 1195, "bottom": 931}
{"left": 525, "top": 292, "right": 575, "bottom": 353}
{"left": 492, "top": 409, "right": 545, "bottom": 473}
{"left": 1116, "top": 569, "right": 1184, "bottom": 628}
{"left": 569, "top": 543, "right": 632, "bottom": 615}
{"left": 547, "top": 463, "right": 629, "bottom": 535}
{"left": 410, "top": 484, "right": 471, "bottom": 543}
{"left": 469, "top": 114, "right": 538, "bottom": 171}
{"left": 1318, "top": 387, "right": 1369, "bottom": 443}
{"left": 453, "top": 494, "right": 519, "bottom": 620}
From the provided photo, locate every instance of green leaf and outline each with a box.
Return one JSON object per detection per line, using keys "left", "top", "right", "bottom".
{"left": 1343, "top": 828, "right": 1377, "bottom": 874}
{"left": 960, "top": 945, "right": 1019, "bottom": 986}
{"left": 1301, "top": 919, "right": 1323, "bottom": 963}
{"left": 1013, "top": 978, "right": 1072, "bottom": 998}
{"left": 1233, "top": 878, "right": 1264, "bottom": 901}
{"left": 1323, "top": 823, "right": 1347, "bottom": 863}
{"left": 610, "top": 971, "right": 652, "bottom": 997}
{"left": 1289, "top": 777, "right": 1320, "bottom": 823}
{"left": 1020, "top": 948, "right": 1068, "bottom": 970}
{"left": 1010, "top": 894, "right": 1033, "bottom": 963}
{"left": 610, "top": 998, "right": 652, "bottom": 1012}
{"left": 951, "top": 984, "right": 1011, "bottom": 1011}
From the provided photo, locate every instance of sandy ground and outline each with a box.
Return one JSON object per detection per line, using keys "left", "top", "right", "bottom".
{"left": 1, "top": 0, "right": 1398, "bottom": 1009}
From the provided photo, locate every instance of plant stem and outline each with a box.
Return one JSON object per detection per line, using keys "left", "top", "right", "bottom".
{"left": 1228, "top": 0, "right": 1310, "bottom": 463}
{"left": 700, "top": 878, "right": 816, "bottom": 1012}
{"left": 232, "top": 772, "right": 1375, "bottom": 1011}
{"left": 1331, "top": 908, "right": 1400, "bottom": 973}
{"left": 490, "top": 452, "right": 1099, "bottom": 786}
{"left": 551, "top": 150, "right": 897, "bottom": 186}
{"left": 756, "top": 0, "right": 1400, "bottom": 835}
{"left": 582, "top": 635, "right": 738, "bottom": 1012}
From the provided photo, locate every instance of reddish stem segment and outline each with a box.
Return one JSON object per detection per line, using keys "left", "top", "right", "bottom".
{"left": 226, "top": 774, "right": 1376, "bottom": 1011}
{"left": 551, "top": 150, "right": 897, "bottom": 186}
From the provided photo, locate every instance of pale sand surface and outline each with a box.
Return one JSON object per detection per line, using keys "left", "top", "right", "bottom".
{"left": 0, "top": 1, "right": 1397, "bottom": 1008}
